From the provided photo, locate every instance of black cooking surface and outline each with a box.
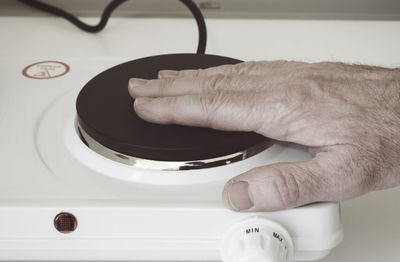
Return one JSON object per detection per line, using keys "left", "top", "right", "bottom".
{"left": 76, "top": 53, "right": 268, "bottom": 161}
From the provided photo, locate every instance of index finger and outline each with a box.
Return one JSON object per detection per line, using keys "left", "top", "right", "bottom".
{"left": 158, "top": 60, "right": 299, "bottom": 79}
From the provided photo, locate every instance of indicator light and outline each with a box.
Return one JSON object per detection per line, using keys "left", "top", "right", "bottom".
{"left": 54, "top": 212, "right": 77, "bottom": 233}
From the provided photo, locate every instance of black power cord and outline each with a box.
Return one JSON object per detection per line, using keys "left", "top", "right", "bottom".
{"left": 17, "top": 0, "right": 207, "bottom": 54}
{"left": 179, "top": 0, "right": 207, "bottom": 54}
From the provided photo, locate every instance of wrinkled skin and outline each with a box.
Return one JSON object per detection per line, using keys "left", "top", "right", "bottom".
{"left": 128, "top": 61, "right": 400, "bottom": 212}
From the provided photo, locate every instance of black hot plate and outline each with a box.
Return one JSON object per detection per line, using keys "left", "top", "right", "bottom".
{"left": 76, "top": 54, "right": 270, "bottom": 169}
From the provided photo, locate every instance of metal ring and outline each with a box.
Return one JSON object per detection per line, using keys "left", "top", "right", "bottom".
{"left": 77, "top": 120, "right": 273, "bottom": 171}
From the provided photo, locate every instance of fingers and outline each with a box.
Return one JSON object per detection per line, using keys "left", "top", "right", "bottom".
{"left": 129, "top": 60, "right": 308, "bottom": 98}
{"left": 129, "top": 75, "right": 277, "bottom": 98}
{"left": 133, "top": 85, "right": 338, "bottom": 145}
{"left": 222, "top": 145, "right": 372, "bottom": 211}
{"left": 157, "top": 60, "right": 298, "bottom": 78}
{"left": 133, "top": 89, "right": 332, "bottom": 144}
{"left": 133, "top": 92, "right": 266, "bottom": 132}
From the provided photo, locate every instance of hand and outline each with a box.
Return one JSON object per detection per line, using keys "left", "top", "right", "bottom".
{"left": 128, "top": 61, "right": 400, "bottom": 212}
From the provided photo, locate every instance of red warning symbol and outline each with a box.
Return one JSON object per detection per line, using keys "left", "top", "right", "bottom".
{"left": 34, "top": 71, "right": 50, "bottom": 78}
{"left": 22, "top": 61, "right": 69, "bottom": 79}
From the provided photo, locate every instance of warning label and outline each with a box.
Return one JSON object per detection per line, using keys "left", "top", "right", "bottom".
{"left": 22, "top": 61, "right": 70, "bottom": 79}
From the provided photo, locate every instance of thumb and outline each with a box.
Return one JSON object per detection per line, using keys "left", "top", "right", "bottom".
{"left": 222, "top": 159, "right": 334, "bottom": 212}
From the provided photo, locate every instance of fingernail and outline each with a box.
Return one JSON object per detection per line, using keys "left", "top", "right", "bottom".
{"left": 129, "top": 78, "right": 148, "bottom": 89}
{"left": 226, "top": 181, "right": 254, "bottom": 211}
{"left": 129, "top": 78, "right": 149, "bottom": 97}
{"left": 158, "top": 70, "right": 179, "bottom": 78}
{"left": 130, "top": 78, "right": 149, "bottom": 86}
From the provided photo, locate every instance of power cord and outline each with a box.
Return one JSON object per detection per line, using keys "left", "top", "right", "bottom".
{"left": 17, "top": 0, "right": 207, "bottom": 54}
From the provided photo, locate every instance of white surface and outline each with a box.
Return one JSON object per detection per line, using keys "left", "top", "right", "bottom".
{"left": 0, "top": 16, "right": 400, "bottom": 261}
{"left": 1, "top": 17, "right": 400, "bottom": 66}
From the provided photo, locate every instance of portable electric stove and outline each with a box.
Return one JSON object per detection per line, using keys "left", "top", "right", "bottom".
{"left": 0, "top": 53, "right": 342, "bottom": 261}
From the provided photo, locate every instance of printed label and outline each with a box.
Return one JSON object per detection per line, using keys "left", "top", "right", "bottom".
{"left": 22, "top": 61, "right": 69, "bottom": 79}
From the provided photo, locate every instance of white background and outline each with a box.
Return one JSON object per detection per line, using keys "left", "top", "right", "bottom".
{"left": 1, "top": 13, "right": 400, "bottom": 262}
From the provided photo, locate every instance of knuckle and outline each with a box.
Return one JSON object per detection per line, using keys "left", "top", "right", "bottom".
{"left": 198, "top": 95, "right": 212, "bottom": 123}
{"left": 198, "top": 92, "right": 226, "bottom": 125}
{"left": 189, "top": 69, "right": 203, "bottom": 77}
{"left": 234, "top": 61, "right": 258, "bottom": 74}
{"left": 165, "top": 96, "right": 179, "bottom": 111}
{"left": 266, "top": 60, "right": 289, "bottom": 67}
{"left": 154, "top": 78, "right": 175, "bottom": 94}
{"left": 203, "top": 74, "right": 226, "bottom": 92}
{"left": 213, "top": 64, "right": 233, "bottom": 74}
{"left": 289, "top": 62, "right": 346, "bottom": 80}
{"left": 283, "top": 83, "right": 312, "bottom": 104}
{"left": 267, "top": 166, "right": 302, "bottom": 208}
{"left": 288, "top": 62, "right": 334, "bottom": 80}
{"left": 179, "top": 69, "right": 202, "bottom": 77}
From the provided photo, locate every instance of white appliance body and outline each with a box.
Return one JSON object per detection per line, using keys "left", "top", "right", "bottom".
{"left": 0, "top": 58, "right": 342, "bottom": 261}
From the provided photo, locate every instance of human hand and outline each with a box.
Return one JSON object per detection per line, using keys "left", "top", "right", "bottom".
{"left": 128, "top": 61, "right": 400, "bottom": 212}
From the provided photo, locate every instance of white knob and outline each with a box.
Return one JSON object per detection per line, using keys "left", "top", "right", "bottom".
{"left": 220, "top": 216, "right": 293, "bottom": 262}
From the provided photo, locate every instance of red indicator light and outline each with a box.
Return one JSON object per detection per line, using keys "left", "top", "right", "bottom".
{"left": 54, "top": 212, "right": 77, "bottom": 233}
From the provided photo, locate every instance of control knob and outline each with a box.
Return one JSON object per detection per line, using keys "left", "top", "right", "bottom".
{"left": 220, "top": 216, "right": 293, "bottom": 262}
